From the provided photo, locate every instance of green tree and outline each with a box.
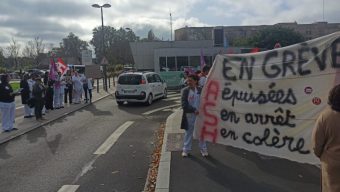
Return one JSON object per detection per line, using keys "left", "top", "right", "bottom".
{"left": 251, "top": 26, "right": 305, "bottom": 49}
{"left": 60, "top": 32, "right": 88, "bottom": 59}
{"left": 90, "top": 26, "right": 138, "bottom": 65}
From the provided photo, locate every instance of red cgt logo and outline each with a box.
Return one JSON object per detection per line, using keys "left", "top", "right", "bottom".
{"left": 312, "top": 97, "right": 322, "bottom": 105}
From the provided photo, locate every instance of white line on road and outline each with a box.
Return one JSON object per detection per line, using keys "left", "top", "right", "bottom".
{"left": 163, "top": 96, "right": 181, "bottom": 101}
{"left": 16, "top": 106, "right": 24, "bottom": 110}
{"left": 94, "top": 121, "right": 134, "bottom": 155}
{"left": 57, "top": 185, "right": 79, "bottom": 192}
{"left": 142, "top": 104, "right": 180, "bottom": 115}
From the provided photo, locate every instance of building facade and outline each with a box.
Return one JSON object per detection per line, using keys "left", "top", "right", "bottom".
{"left": 175, "top": 22, "right": 340, "bottom": 46}
{"left": 130, "top": 22, "right": 340, "bottom": 72}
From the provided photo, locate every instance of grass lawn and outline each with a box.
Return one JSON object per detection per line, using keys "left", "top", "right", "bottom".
{"left": 10, "top": 82, "right": 20, "bottom": 91}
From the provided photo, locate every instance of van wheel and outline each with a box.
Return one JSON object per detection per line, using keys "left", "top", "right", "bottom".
{"left": 162, "top": 89, "right": 168, "bottom": 99}
{"left": 145, "top": 94, "right": 153, "bottom": 105}
{"left": 116, "top": 101, "right": 124, "bottom": 105}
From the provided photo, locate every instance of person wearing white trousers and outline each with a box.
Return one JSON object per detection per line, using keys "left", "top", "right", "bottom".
{"left": 27, "top": 75, "right": 35, "bottom": 116}
{"left": 53, "top": 72, "right": 64, "bottom": 109}
{"left": 72, "top": 72, "right": 82, "bottom": 104}
{"left": 0, "top": 74, "right": 17, "bottom": 132}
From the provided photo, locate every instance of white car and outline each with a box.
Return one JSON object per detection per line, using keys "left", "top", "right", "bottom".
{"left": 115, "top": 71, "right": 167, "bottom": 105}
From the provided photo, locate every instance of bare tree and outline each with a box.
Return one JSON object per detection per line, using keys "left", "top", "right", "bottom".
{"left": 0, "top": 47, "right": 5, "bottom": 68}
{"left": 23, "top": 36, "right": 45, "bottom": 68}
{"left": 6, "top": 37, "right": 21, "bottom": 69}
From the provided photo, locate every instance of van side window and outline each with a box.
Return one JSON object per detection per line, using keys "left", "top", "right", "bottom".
{"left": 146, "top": 74, "right": 154, "bottom": 83}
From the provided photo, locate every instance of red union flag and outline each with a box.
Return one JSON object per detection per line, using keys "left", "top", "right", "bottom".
{"left": 56, "top": 57, "right": 68, "bottom": 75}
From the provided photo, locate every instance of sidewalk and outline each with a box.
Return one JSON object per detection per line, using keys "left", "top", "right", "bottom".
{"left": 0, "top": 86, "right": 115, "bottom": 144}
{"left": 155, "top": 109, "right": 321, "bottom": 192}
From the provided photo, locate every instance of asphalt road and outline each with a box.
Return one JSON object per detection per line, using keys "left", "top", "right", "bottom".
{"left": 0, "top": 92, "right": 180, "bottom": 192}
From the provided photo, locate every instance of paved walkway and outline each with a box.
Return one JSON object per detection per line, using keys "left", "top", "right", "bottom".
{"left": 0, "top": 86, "right": 115, "bottom": 144}
{"left": 155, "top": 108, "right": 321, "bottom": 192}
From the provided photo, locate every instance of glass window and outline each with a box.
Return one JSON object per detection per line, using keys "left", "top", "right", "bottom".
{"left": 159, "top": 57, "right": 166, "bottom": 71}
{"left": 146, "top": 74, "right": 154, "bottom": 83}
{"left": 118, "top": 74, "right": 142, "bottom": 85}
{"left": 167, "top": 57, "right": 176, "bottom": 71}
{"left": 153, "top": 74, "right": 162, "bottom": 82}
{"left": 177, "top": 56, "right": 188, "bottom": 71}
{"left": 189, "top": 56, "right": 200, "bottom": 68}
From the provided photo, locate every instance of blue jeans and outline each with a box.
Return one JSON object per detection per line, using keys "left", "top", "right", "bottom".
{"left": 183, "top": 113, "right": 207, "bottom": 153}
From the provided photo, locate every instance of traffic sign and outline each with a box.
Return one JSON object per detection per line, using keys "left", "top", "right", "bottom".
{"left": 100, "top": 57, "right": 109, "bottom": 65}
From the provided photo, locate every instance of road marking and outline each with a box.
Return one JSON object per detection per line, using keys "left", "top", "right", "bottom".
{"left": 94, "top": 121, "right": 134, "bottom": 155}
{"left": 163, "top": 96, "right": 181, "bottom": 101}
{"left": 142, "top": 104, "right": 180, "bottom": 115}
{"left": 57, "top": 185, "right": 79, "bottom": 192}
{"left": 16, "top": 106, "right": 24, "bottom": 109}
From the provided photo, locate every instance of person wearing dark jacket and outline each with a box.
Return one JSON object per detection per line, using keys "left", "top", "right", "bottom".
{"left": 0, "top": 74, "right": 18, "bottom": 132}
{"left": 32, "top": 77, "right": 46, "bottom": 121}
{"left": 20, "top": 74, "right": 33, "bottom": 118}
{"left": 64, "top": 76, "right": 73, "bottom": 104}
{"left": 180, "top": 74, "right": 208, "bottom": 157}
{"left": 45, "top": 80, "right": 54, "bottom": 111}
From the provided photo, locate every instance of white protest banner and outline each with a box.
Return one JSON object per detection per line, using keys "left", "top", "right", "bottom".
{"left": 194, "top": 32, "right": 340, "bottom": 164}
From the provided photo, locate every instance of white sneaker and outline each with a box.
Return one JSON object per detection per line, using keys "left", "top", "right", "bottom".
{"left": 201, "top": 150, "right": 209, "bottom": 157}
{"left": 182, "top": 151, "right": 188, "bottom": 157}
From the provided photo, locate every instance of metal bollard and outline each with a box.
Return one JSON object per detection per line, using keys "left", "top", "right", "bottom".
{"left": 108, "top": 77, "right": 111, "bottom": 88}
{"left": 97, "top": 79, "right": 99, "bottom": 93}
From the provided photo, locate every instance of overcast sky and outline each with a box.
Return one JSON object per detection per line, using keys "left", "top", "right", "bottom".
{"left": 1, "top": 0, "right": 339, "bottom": 51}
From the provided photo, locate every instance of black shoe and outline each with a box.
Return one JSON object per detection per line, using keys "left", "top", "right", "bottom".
{"left": 11, "top": 128, "right": 18, "bottom": 131}
{"left": 60, "top": 106, "right": 64, "bottom": 108}
{"left": 3, "top": 130, "right": 10, "bottom": 133}
{"left": 24, "top": 116, "right": 30, "bottom": 118}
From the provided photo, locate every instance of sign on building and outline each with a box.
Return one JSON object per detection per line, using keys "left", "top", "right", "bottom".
{"left": 85, "top": 65, "right": 102, "bottom": 79}
{"left": 82, "top": 50, "right": 93, "bottom": 65}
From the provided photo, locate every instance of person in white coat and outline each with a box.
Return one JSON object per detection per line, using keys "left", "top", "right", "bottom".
{"left": 72, "top": 71, "right": 82, "bottom": 104}
{"left": 53, "top": 72, "right": 63, "bottom": 109}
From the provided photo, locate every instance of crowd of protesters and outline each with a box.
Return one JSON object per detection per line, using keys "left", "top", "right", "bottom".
{"left": 0, "top": 70, "right": 94, "bottom": 132}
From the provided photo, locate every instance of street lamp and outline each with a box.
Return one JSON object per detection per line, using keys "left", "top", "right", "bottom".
{"left": 92, "top": 3, "right": 111, "bottom": 91}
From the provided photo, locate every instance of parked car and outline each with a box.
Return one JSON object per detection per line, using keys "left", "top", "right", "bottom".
{"left": 115, "top": 71, "right": 167, "bottom": 105}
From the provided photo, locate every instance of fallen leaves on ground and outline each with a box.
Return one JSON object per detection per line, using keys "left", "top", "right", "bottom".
{"left": 144, "top": 123, "right": 165, "bottom": 192}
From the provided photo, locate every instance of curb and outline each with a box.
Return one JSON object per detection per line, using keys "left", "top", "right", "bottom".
{"left": 154, "top": 108, "right": 182, "bottom": 192}
{"left": 0, "top": 91, "right": 114, "bottom": 145}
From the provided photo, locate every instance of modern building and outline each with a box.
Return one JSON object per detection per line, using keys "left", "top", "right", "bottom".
{"left": 130, "top": 22, "right": 340, "bottom": 72}
{"left": 175, "top": 22, "right": 340, "bottom": 45}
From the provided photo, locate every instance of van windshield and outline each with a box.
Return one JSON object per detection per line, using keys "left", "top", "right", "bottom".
{"left": 118, "top": 74, "right": 142, "bottom": 85}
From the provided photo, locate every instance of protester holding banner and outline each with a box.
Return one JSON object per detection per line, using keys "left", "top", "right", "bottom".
{"left": 0, "top": 74, "right": 18, "bottom": 132}
{"left": 180, "top": 74, "right": 208, "bottom": 157}
{"left": 198, "top": 65, "right": 210, "bottom": 88}
{"left": 312, "top": 85, "right": 340, "bottom": 192}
